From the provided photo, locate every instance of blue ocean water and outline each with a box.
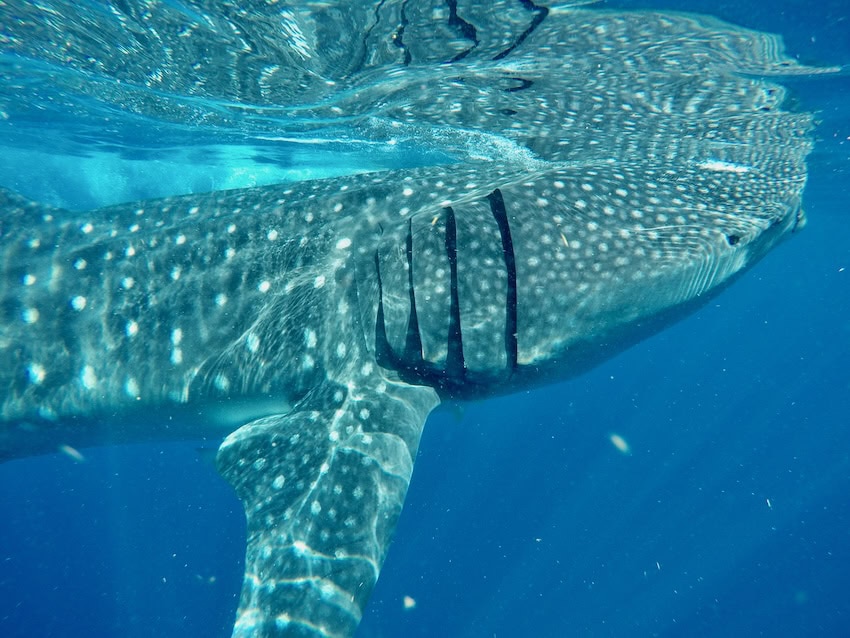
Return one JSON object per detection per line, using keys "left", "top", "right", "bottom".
{"left": 1, "top": 1, "right": 848, "bottom": 637}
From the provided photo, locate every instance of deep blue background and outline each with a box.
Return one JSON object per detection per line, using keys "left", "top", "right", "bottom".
{"left": 1, "top": 1, "right": 848, "bottom": 637}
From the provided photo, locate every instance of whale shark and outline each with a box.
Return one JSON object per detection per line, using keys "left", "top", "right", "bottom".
{"left": 0, "top": 3, "right": 829, "bottom": 637}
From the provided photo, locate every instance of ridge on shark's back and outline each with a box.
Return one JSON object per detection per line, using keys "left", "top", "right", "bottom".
{"left": 0, "top": 3, "right": 829, "bottom": 637}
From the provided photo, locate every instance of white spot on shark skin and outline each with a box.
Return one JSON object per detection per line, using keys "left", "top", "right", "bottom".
{"left": 215, "top": 293, "right": 228, "bottom": 307}
{"left": 272, "top": 475, "right": 285, "bottom": 489}
{"left": 170, "top": 267, "right": 182, "bottom": 281}
{"left": 175, "top": 234, "right": 187, "bottom": 245}
{"left": 125, "top": 245, "right": 136, "bottom": 258}
{"left": 258, "top": 280, "right": 271, "bottom": 293}
{"left": 302, "top": 354, "right": 315, "bottom": 370}
{"left": 23, "top": 274, "right": 36, "bottom": 286}
{"left": 304, "top": 329, "right": 318, "bottom": 348}
{"left": 246, "top": 333, "right": 260, "bottom": 353}
{"left": 336, "top": 237, "right": 351, "bottom": 250}
{"left": 314, "top": 275, "right": 326, "bottom": 289}
{"left": 80, "top": 222, "right": 94, "bottom": 234}
{"left": 310, "top": 501, "right": 321, "bottom": 515}
{"left": 171, "top": 348, "right": 183, "bottom": 365}
{"left": 125, "top": 377, "right": 140, "bottom": 398}
{"left": 22, "top": 308, "right": 39, "bottom": 324}
{"left": 27, "top": 363, "right": 46, "bottom": 384}
{"left": 74, "top": 258, "right": 87, "bottom": 270}
{"left": 121, "top": 277, "right": 135, "bottom": 290}
{"left": 126, "top": 320, "right": 139, "bottom": 337}
{"left": 336, "top": 342, "right": 347, "bottom": 358}
{"left": 171, "top": 328, "right": 183, "bottom": 345}
{"left": 698, "top": 159, "right": 751, "bottom": 174}
{"left": 71, "top": 296, "right": 86, "bottom": 311}
{"left": 227, "top": 223, "right": 237, "bottom": 233}
{"left": 267, "top": 229, "right": 279, "bottom": 241}
{"left": 214, "top": 374, "right": 231, "bottom": 392}
{"left": 80, "top": 365, "right": 97, "bottom": 390}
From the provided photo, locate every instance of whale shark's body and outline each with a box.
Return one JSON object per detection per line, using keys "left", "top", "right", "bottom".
{"left": 0, "top": 3, "right": 826, "bottom": 637}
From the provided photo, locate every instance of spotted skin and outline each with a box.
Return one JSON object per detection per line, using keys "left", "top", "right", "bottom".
{"left": 0, "top": 4, "right": 825, "bottom": 638}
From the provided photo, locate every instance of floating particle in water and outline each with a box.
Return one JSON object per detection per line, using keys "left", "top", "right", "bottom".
{"left": 609, "top": 433, "right": 631, "bottom": 455}
{"left": 58, "top": 444, "right": 85, "bottom": 463}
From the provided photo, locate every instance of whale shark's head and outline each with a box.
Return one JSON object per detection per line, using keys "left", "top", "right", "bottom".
{"left": 368, "top": 151, "right": 810, "bottom": 398}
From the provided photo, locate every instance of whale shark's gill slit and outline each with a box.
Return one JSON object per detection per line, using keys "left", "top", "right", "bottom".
{"left": 373, "top": 249, "right": 399, "bottom": 375}
{"left": 443, "top": 206, "right": 467, "bottom": 381}
{"left": 403, "top": 218, "right": 424, "bottom": 361}
{"left": 487, "top": 188, "right": 518, "bottom": 374}
{"left": 374, "top": 250, "right": 410, "bottom": 374}
{"left": 493, "top": 1, "right": 549, "bottom": 61}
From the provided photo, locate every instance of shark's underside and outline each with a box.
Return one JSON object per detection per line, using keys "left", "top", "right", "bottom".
{"left": 0, "top": 2, "right": 829, "bottom": 637}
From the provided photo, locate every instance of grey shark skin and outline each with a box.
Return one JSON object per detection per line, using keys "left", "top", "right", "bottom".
{"left": 0, "top": 5, "right": 824, "bottom": 638}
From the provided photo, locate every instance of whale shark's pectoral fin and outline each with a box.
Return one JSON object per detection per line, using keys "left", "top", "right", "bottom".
{"left": 216, "top": 378, "right": 440, "bottom": 638}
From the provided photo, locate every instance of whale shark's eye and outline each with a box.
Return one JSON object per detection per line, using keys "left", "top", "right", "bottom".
{"left": 726, "top": 234, "right": 741, "bottom": 246}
